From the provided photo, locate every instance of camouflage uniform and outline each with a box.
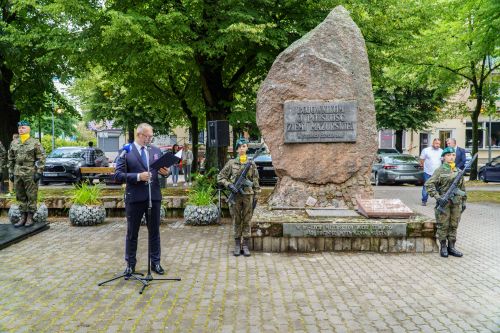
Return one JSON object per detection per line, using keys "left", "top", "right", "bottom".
{"left": 8, "top": 137, "right": 46, "bottom": 213}
{"left": 425, "top": 163, "right": 466, "bottom": 241}
{"left": 218, "top": 157, "right": 260, "bottom": 239}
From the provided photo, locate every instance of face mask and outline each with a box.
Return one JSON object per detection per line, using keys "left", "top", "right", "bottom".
{"left": 239, "top": 155, "right": 247, "bottom": 163}
{"left": 20, "top": 133, "right": 30, "bottom": 143}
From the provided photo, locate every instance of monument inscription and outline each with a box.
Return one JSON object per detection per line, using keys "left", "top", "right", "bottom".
{"left": 284, "top": 100, "right": 357, "bottom": 143}
{"left": 283, "top": 223, "right": 407, "bottom": 237}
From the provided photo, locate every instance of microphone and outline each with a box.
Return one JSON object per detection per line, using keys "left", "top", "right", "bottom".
{"left": 119, "top": 143, "right": 132, "bottom": 159}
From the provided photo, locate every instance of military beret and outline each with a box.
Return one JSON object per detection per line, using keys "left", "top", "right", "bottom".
{"left": 235, "top": 138, "right": 248, "bottom": 148}
{"left": 17, "top": 120, "right": 30, "bottom": 127}
{"left": 441, "top": 147, "right": 455, "bottom": 157}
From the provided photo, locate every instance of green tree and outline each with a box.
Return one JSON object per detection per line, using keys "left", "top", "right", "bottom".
{"left": 402, "top": 0, "right": 500, "bottom": 179}
{"left": 0, "top": 0, "right": 91, "bottom": 148}
{"left": 71, "top": 0, "right": 340, "bottom": 170}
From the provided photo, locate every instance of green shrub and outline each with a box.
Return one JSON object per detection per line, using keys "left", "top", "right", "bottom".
{"left": 187, "top": 168, "right": 218, "bottom": 206}
{"left": 71, "top": 183, "right": 103, "bottom": 205}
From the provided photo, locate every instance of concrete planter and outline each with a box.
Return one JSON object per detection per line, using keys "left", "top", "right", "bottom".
{"left": 8, "top": 204, "right": 48, "bottom": 224}
{"left": 184, "top": 204, "right": 219, "bottom": 225}
{"left": 69, "top": 204, "right": 106, "bottom": 226}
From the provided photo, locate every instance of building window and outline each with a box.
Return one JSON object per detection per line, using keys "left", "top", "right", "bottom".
{"left": 466, "top": 121, "right": 500, "bottom": 148}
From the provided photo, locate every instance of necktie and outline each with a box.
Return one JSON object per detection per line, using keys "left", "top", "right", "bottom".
{"left": 141, "top": 147, "right": 148, "bottom": 167}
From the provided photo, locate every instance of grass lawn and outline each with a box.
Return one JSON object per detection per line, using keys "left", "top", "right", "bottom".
{"left": 467, "top": 191, "right": 500, "bottom": 204}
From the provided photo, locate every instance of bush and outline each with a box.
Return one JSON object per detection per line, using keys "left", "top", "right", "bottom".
{"left": 41, "top": 135, "right": 96, "bottom": 155}
{"left": 70, "top": 183, "right": 103, "bottom": 206}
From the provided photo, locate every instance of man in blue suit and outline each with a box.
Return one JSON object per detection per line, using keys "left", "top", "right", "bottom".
{"left": 446, "top": 138, "right": 467, "bottom": 170}
{"left": 114, "top": 123, "right": 169, "bottom": 276}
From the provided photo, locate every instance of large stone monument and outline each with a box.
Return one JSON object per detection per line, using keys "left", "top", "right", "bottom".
{"left": 257, "top": 6, "right": 377, "bottom": 209}
{"left": 252, "top": 6, "right": 437, "bottom": 253}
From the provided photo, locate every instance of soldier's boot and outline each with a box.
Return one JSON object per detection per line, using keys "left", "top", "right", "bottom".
{"left": 25, "top": 213, "right": 35, "bottom": 227}
{"left": 447, "top": 240, "right": 463, "bottom": 257}
{"left": 439, "top": 240, "right": 448, "bottom": 258}
{"left": 14, "top": 213, "right": 27, "bottom": 228}
{"left": 242, "top": 238, "right": 251, "bottom": 257}
{"left": 233, "top": 238, "right": 241, "bottom": 257}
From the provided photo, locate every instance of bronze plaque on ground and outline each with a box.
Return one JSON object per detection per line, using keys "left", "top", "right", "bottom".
{"left": 356, "top": 199, "right": 413, "bottom": 218}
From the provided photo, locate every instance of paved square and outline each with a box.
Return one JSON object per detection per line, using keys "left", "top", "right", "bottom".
{"left": 0, "top": 187, "right": 499, "bottom": 332}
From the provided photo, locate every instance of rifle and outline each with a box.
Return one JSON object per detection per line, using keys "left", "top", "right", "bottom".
{"left": 227, "top": 144, "right": 265, "bottom": 205}
{"left": 436, "top": 153, "right": 477, "bottom": 213}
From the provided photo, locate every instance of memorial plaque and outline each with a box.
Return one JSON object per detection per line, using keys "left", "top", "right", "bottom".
{"left": 283, "top": 223, "right": 407, "bottom": 238}
{"left": 356, "top": 199, "right": 413, "bottom": 218}
{"left": 284, "top": 100, "right": 357, "bottom": 143}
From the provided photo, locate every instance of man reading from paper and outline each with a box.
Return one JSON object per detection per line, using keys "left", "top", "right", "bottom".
{"left": 114, "top": 123, "right": 169, "bottom": 276}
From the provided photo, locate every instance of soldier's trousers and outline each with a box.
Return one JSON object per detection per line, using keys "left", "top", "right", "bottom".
{"left": 229, "top": 194, "right": 253, "bottom": 239}
{"left": 435, "top": 203, "right": 462, "bottom": 241}
{"left": 14, "top": 175, "right": 38, "bottom": 213}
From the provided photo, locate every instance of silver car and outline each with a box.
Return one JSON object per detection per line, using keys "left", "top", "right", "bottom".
{"left": 372, "top": 154, "right": 424, "bottom": 186}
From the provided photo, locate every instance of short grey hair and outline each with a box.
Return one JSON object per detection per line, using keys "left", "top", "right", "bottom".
{"left": 447, "top": 138, "right": 456, "bottom": 144}
{"left": 136, "top": 123, "right": 153, "bottom": 134}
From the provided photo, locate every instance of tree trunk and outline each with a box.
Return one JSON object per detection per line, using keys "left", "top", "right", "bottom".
{"left": 188, "top": 115, "right": 199, "bottom": 173}
{"left": 0, "top": 65, "right": 19, "bottom": 150}
{"left": 469, "top": 94, "right": 482, "bottom": 181}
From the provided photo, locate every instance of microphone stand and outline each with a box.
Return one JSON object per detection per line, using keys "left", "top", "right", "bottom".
{"left": 135, "top": 144, "right": 180, "bottom": 294}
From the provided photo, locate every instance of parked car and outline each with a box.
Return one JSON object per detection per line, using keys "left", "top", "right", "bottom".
{"left": 372, "top": 154, "right": 424, "bottom": 186}
{"left": 254, "top": 153, "right": 277, "bottom": 186}
{"left": 478, "top": 156, "right": 500, "bottom": 183}
{"left": 41, "top": 147, "right": 109, "bottom": 185}
{"left": 377, "top": 148, "right": 400, "bottom": 155}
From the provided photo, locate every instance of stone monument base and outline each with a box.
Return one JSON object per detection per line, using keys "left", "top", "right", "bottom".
{"left": 250, "top": 208, "right": 438, "bottom": 253}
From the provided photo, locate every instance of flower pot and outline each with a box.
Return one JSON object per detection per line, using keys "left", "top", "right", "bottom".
{"left": 69, "top": 204, "right": 106, "bottom": 226}
{"left": 184, "top": 204, "right": 219, "bottom": 225}
{"left": 9, "top": 204, "right": 48, "bottom": 224}
{"left": 33, "top": 203, "right": 48, "bottom": 223}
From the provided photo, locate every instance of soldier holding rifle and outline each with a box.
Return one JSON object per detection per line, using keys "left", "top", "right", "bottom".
{"left": 425, "top": 147, "right": 468, "bottom": 258}
{"left": 218, "top": 139, "right": 260, "bottom": 257}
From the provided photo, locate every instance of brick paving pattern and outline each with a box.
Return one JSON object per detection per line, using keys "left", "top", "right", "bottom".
{"left": 0, "top": 186, "right": 499, "bottom": 332}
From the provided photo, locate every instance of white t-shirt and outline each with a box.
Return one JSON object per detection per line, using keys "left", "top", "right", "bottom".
{"left": 420, "top": 147, "right": 443, "bottom": 175}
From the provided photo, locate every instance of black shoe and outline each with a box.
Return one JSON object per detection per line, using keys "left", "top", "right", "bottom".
{"left": 439, "top": 240, "right": 448, "bottom": 258}
{"left": 447, "top": 240, "right": 463, "bottom": 257}
{"left": 151, "top": 263, "right": 165, "bottom": 275}
{"left": 242, "top": 238, "right": 251, "bottom": 257}
{"left": 14, "top": 213, "right": 27, "bottom": 228}
{"left": 123, "top": 265, "right": 135, "bottom": 276}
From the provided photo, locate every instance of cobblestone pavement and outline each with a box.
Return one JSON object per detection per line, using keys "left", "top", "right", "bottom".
{"left": 1, "top": 186, "right": 499, "bottom": 333}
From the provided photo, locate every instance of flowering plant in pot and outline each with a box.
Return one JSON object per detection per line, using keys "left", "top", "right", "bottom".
{"left": 184, "top": 169, "right": 219, "bottom": 225}
{"left": 69, "top": 183, "right": 106, "bottom": 226}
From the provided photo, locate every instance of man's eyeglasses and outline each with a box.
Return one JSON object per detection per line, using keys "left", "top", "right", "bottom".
{"left": 139, "top": 133, "right": 154, "bottom": 140}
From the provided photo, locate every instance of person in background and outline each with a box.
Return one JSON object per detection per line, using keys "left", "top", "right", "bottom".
{"left": 425, "top": 147, "right": 466, "bottom": 258}
{"left": 419, "top": 138, "right": 442, "bottom": 206}
{"left": 446, "top": 138, "right": 466, "bottom": 170}
{"left": 83, "top": 141, "right": 96, "bottom": 167}
{"left": 217, "top": 138, "right": 260, "bottom": 257}
{"left": 170, "top": 144, "right": 180, "bottom": 187}
{"left": 8, "top": 121, "right": 46, "bottom": 227}
{"left": 0, "top": 140, "right": 6, "bottom": 193}
{"left": 182, "top": 144, "right": 194, "bottom": 186}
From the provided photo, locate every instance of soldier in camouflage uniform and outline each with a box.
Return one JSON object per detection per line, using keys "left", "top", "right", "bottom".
{"left": 0, "top": 140, "right": 6, "bottom": 193}
{"left": 218, "top": 139, "right": 260, "bottom": 257}
{"left": 8, "top": 120, "right": 46, "bottom": 227}
{"left": 425, "top": 147, "right": 466, "bottom": 258}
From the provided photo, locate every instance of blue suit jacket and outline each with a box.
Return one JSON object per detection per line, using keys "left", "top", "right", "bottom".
{"left": 114, "top": 144, "right": 163, "bottom": 203}
{"left": 455, "top": 146, "right": 466, "bottom": 170}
